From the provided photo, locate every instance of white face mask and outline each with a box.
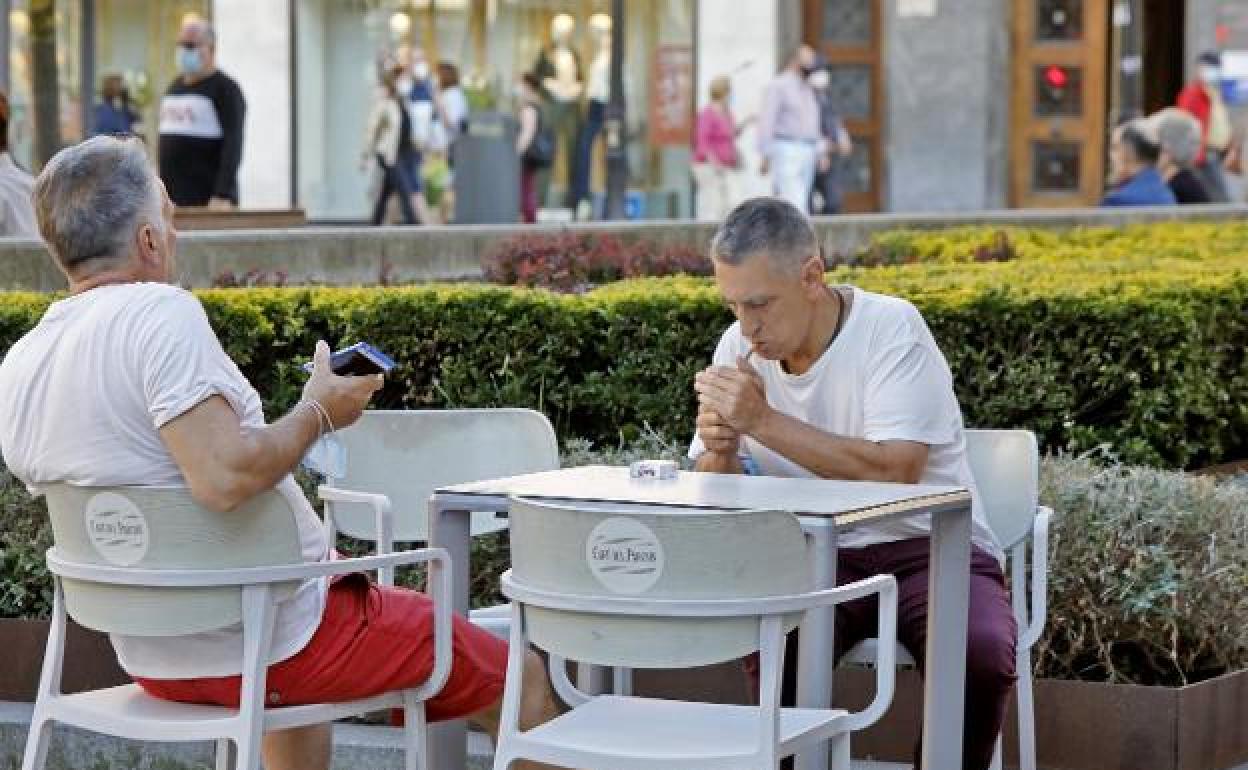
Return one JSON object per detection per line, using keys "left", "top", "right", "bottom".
{"left": 1200, "top": 65, "right": 1222, "bottom": 86}
{"left": 412, "top": 61, "right": 430, "bottom": 80}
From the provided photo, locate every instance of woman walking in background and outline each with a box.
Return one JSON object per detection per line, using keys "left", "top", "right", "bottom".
{"left": 361, "top": 66, "right": 418, "bottom": 225}
{"left": 692, "top": 75, "right": 751, "bottom": 221}
{"left": 515, "top": 73, "right": 549, "bottom": 224}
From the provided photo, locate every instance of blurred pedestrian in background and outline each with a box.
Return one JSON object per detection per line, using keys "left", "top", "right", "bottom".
{"left": 0, "top": 91, "right": 38, "bottom": 237}
{"left": 158, "top": 18, "right": 244, "bottom": 209}
{"left": 362, "top": 66, "right": 418, "bottom": 226}
{"left": 1148, "top": 107, "right": 1211, "bottom": 204}
{"left": 692, "top": 75, "right": 752, "bottom": 221}
{"left": 808, "top": 65, "right": 852, "bottom": 215}
{"left": 1177, "top": 51, "right": 1233, "bottom": 202}
{"left": 756, "top": 45, "right": 821, "bottom": 213}
{"left": 92, "top": 74, "right": 141, "bottom": 137}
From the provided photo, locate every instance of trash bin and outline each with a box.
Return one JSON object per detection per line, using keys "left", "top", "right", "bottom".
{"left": 452, "top": 111, "right": 520, "bottom": 225}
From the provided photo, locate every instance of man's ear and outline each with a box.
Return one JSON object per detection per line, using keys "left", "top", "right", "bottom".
{"left": 135, "top": 223, "right": 160, "bottom": 268}
{"left": 802, "top": 254, "right": 825, "bottom": 296}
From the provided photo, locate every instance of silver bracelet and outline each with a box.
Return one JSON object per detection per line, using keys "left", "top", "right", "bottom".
{"left": 297, "top": 398, "right": 335, "bottom": 436}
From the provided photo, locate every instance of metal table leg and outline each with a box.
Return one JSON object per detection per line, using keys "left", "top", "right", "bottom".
{"left": 795, "top": 518, "right": 838, "bottom": 770}
{"left": 427, "top": 500, "right": 472, "bottom": 770}
{"left": 922, "top": 502, "right": 972, "bottom": 770}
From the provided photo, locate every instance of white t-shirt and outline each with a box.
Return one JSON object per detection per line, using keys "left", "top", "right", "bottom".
{"left": 689, "top": 286, "right": 998, "bottom": 555}
{"left": 0, "top": 282, "right": 328, "bottom": 679}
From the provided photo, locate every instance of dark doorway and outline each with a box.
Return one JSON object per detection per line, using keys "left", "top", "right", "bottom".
{"left": 1142, "top": 0, "right": 1185, "bottom": 112}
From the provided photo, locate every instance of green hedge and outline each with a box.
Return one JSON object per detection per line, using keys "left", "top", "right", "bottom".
{"left": 2, "top": 222, "right": 1247, "bottom": 467}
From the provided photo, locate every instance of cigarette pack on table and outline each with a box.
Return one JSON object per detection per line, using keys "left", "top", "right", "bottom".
{"left": 629, "top": 459, "right": 679, "bottom": 481}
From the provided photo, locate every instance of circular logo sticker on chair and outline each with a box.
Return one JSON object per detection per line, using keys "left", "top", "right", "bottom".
{"left": 84, "top": 492, "right": 150, "bottom": 566}
{"left": 585, "top": 517, "right": 665, "bottom": 594}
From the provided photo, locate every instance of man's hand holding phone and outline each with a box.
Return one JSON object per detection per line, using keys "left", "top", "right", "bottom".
{"left": 301, "top": 341, "right": 384, "bottom": 431}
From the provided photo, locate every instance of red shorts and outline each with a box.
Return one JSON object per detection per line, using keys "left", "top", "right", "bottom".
{"left": 134, "top": 574, "right": 508, "bottom": 722}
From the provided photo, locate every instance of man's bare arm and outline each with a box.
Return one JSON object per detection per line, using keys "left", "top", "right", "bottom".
{"left": 751, "top": 409, "right": 928, "bottom": 483}
{"left": 159, "top": 341, "right": 382, "bottom": 512}
{"left": 160, "top": 396, "right": 323, "bottom": 512}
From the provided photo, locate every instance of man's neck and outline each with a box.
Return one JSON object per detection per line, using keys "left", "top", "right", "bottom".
{"left": 69, "top": 267, "right": 147, "bottom": 296}
{"left": 181, "top": 67, "right": 217, "bottom": 87}
{"left": 783, "top": 286, "right": 841, "bottom": 376}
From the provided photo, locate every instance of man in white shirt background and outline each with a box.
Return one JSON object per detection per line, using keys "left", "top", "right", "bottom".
{"left": 690, "top": 197, "right": 1016, "bottom": 770}
{"left": 0, "top": 135, "right": 557, "bottom": 770}
{"left": 0, "top": 91, "right": 38, "bottom": 238}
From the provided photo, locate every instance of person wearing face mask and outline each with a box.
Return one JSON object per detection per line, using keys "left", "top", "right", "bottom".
{"left": 808, "top": 65, "right": 852, "bottom": 215}
{"left": 756, "top": 45, "right": 822, "bottom": 213}
{"left": 157, "top": 18, "right": 245, "bottom": 210}
{"left": 1177, "top": 51, "right": 1233, "bottom": 202}
{"left": 395, "top": 45, "right": 436, "bottom": 225}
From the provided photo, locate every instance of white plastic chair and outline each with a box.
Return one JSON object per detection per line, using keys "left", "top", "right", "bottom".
{"left": 22, "top": 484, "right": 451, "bottom": 770}
{"left": 839, "top": 428, "right": 1053, "bottom": 770}
{"left": 317, "top": 408, "right": 558, "bottom": 637}
{"left": 492, "top": 496, "right": 900, "bottom": 770}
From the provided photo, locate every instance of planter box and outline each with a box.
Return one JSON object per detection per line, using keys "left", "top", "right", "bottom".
{"left": 0, "top": 618, "right": 127, "bottom": 701}
{"left": 6, "top": 618, "right": 1248, "bottom": 770}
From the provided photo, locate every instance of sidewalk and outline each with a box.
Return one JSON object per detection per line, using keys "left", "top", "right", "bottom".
{"left": 1, "top": 699, "right": 910, "bottom": 770}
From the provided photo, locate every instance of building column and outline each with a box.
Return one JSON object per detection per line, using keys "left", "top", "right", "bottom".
{"left": 882, "top": 0, "right": 1009, "bottom": 211}
{"left": 213, "top": 0, "right": 293, "bottom": 208}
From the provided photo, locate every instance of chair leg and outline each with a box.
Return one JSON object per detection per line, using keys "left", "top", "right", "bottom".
{"left": 827, "top": 733, "right": 852, "bottom": 770}
{"left": 1017, "top": 656, "right": 1037, "bottom": 770}
{"left": 404, "top": 696, "right": 429, "bottom": 770}
{"left": 19, "top": 715, "right": 52, "bottom": 770}
{"left": 214, "top": 738, "right": 235, "bottom": 770}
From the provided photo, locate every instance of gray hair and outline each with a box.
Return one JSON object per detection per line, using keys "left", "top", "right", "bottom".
{"left": 1149, "top": 107, "right": 1202, "bottom": 168}
{"left": 185, "top": 18, "right": 216, "bottom": 47}
{"left": 33, "top": 136, "right": 162, "bottom": 271}
{"left": 709, "top": 197, "right": 819, "bottom": 274}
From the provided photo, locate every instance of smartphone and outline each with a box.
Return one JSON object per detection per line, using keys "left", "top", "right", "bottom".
{"left": 302, "top": 342, "right": 396, "bottom": 377}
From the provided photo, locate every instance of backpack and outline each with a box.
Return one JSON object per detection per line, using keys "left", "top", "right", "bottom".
{"left": 523, "top": 107, "right": 555, "bottom": 169}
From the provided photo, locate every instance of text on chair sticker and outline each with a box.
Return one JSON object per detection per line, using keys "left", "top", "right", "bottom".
{"left": 84, "top": 492, "right": 150, "bottom": 566}
{"left": 586, "top": 517, "right": 665, "bottom": 594}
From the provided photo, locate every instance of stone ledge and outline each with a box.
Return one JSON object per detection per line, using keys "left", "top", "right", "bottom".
{"left": 1, "top": 205, "right": 1243, "bottom": 292}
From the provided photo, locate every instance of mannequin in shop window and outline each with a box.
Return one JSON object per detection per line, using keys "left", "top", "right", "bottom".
{"left": 569, "top": 13, "right": 610, "bottom": 220}
{"left": 534, "top": 13, "right": 583, "bottom": 209}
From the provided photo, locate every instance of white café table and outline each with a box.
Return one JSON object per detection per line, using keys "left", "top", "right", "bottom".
{"left": 426, "top": 465, "right": 973, "bottom": 770}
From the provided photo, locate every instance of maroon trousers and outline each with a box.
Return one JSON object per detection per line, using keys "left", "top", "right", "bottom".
{"left": 748, "top": 537, "right": 1017, "bottom": 770}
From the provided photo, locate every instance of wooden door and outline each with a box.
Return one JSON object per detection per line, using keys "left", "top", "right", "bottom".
{"left": 803, "top": 0, "right": 883, "bottom": 213}
{"left": 1011, "top": 0, "right": 1109, "bottom": 207}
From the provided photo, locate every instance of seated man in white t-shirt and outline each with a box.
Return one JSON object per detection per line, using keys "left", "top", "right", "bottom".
{"left": 0, "top": 136, "right": 558, "bottom": 770}
{"left": 689, "top": 197, "right": 1016, "bottom": 770}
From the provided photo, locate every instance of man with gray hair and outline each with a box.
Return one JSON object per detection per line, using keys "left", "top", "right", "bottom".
{"left": 158, "top": 17, "right": 245, "bottom": 209}
{"left": 689, "top": 197, "right": 1016, "bottom": 770}
{"left": 0, "top": 136, "right": 559, "bottom": 770}
{"left": 1149, "top": 107, "right": 1212, "bottom": 204}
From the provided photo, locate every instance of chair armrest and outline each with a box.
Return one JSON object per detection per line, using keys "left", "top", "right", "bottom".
{"left": 1020, "top": 506, "right": 1053, "bottom": 650}
{"left": 319, "top": 484, "right": 396, "bottom": 585}
{"left": 46, "top": 546, "right": 448, "bottom": 588}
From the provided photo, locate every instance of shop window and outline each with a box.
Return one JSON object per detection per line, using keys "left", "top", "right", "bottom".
{"left": 1036, "top": 0, "right": 1083, "bottom": 42}
{"left": 822, "top": 0, "right": 872, "bottom": 46}
{"left": 1031, "top": 140, "right": 1080, "bottom": 192}
{"left": 825, "top": 63, "right": 872, "bottom": 120}
{"left": 843, "top": 136, "right": 872, "bottom": 194}
{"left": 1033, "top": 64, "right": 1082, "bottom": 117}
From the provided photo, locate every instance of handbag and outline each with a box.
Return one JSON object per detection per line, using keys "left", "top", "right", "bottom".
{"left": 523, "top": 110, "right": 555, "bottom": 169}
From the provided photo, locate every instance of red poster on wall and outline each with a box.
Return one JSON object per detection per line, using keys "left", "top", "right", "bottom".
{"left": 649, "top": 44, "right": 693, "bottom": 146}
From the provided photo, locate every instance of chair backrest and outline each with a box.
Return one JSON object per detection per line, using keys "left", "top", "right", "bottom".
{"left": 329, "top": 409, "right": 559, "bottom": 541}
{"left": 964, "top": 429, "right": 1039, "bottom": 550}
{"left": 507, "top": 497, "right": 810, "bottom": 669}
{"left": 41, "top": 484, "right": 303, "bottom": 637}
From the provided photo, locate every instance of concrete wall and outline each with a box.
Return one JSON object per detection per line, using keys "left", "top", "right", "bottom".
{"left": 2, "top": 206, "right": 1244, "bottom": 292}
{"left": 883, "top": 0, "right": 1010, "bottom": 212}
{"left": 214, "top": 0, "right": 293, "bottom": 209}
